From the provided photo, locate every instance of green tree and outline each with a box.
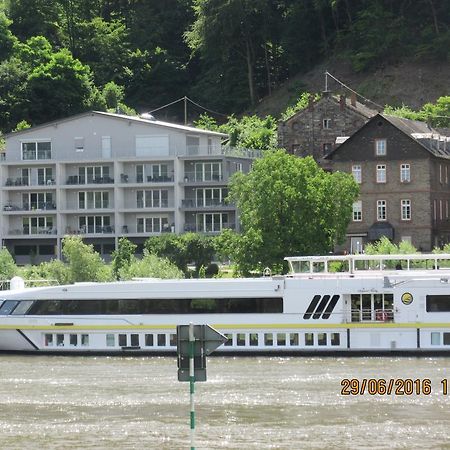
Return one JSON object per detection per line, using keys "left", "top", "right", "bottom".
{"left": 0, "top": 12, "right": 17, "bottom": 61}
{"left": 111, "top": 237, "right": 136, "bottom": 280}
{"left": 62, "top": 235, "right": 111, "bottom": 283}
{"left": 281, "top": 92, "right": 321, "bottom": 121}
{"left": 27, "top": 48, "right": 97, "bottom": 124}
{"left": 228, "top": 150, "right": 359, "bottom": 274}
{"left": 0, "top": 248, "right": 18, "bottom": 280}
{"left": 20, "top": 259, "right": 70, "bottom": 285}
{"left": 118, "top": 250, "right": 183, "bottom": 280}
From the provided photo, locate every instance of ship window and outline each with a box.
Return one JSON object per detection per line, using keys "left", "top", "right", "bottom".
{"left": 12, "top": 300, "right": 34, "bottom": 315}
{"left": 331, "top": 333, "right": 340, "bottom": 346}
{"left": 170, "top": 334, "right": 177, "bottom": 346}
{"left": 277, "top": 333, "right": 286, "bottom": 346}
{"left": 145, "top": 334, "right": 154, "bottom": 346}
{"left": 106, "top": 334, "right": 115, "bottom": 347}
{"left": 81, "top": 334, "right": 89, "bottom": 346}
{"left": 444, "top": 333, "right": 450, "bottom": 345}
{"left": 70, "top": 334, "right": 77, "bottom": 346}
{"left": 56, "top": 334, "right": 64, "bottom": 346}
{"left": 431, "top": 332, "right": 440, "bottom": 345}
{"left": 26, "top": 297, "right": 283, "bottom": 315}
{"left": 264, "top": 333, "right": 273, "bottom": 346}
{"left": 290, "top": 333, "right": 299, "bottom": 346}
{"left": 44, "top": 333, "right": 53, "bottom": 346}
{"left": 237, "top": 333, "right": 245, "bottom": 346}
{"left": 426, "top": 295, "right": 450, "bottom": 312}
{"left": 157, "top": 334, "right": 166, "bottom": 346}
{"left": 318, "top": 333, "right": 327, "bottom": 345}
{"left": 305, "top": 333, "right": 314, "bottom": 346}
{"left": 130, "top": 334, "right": 139, "bottom": 347}
{"left": 119, "top": 334, "right": 127, "bottom": 346}
{"left": 0, "top": 300, "right": 18, "bottom": 315}
{"left": 249, "top": 333, "right": 259, "bottom": 346}
{"left": 224, "top": 333, "right": 233, "bottom": 346}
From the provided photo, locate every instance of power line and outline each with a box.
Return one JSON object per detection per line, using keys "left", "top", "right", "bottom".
{"left": 147, "top": 96, "right": 228, "bottom": 119}
{"left": 325, "top": 71, "right": 384, "bottom": 110}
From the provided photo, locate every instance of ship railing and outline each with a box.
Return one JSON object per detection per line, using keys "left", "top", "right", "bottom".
{"left": 0, "top": 279, "right": 58, "bottom": 290}
{"left": 286, "top": 253, "right": 450, "bottom": 275}
{"left": 350, "top": 308, "right": 394, "bottom": 323}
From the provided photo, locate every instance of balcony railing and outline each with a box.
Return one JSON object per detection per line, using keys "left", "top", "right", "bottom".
{"left": 183, "top": 223, "right": 236, "bottom": 233}
{"left": 78, "top": 225, "right": 115, "bottom": 234}
{"left": 120, "top": 174, "right": 174, "bottom": 183}
{"left": 3, "top": 202, "right": 56, "bottom": 211}
{"left": 66, "top": 176, "right": 114, "bottom": 185}
{"left": 66, "top": 202, "right": 113, "bottom": 210}
{"left": 181, "top": 199, "right": 233, "bottom": 208}
{"left": 9, "top": 227, "right": 57, "bottom": 235}
{"left": 5, "top": 178, "right": 56, "bottom": 187}
{"left": 183, "top": 172, "right": 224, "bottom": 183}
{"left": 136, "top": 200, "right": 171, "bottom": 209}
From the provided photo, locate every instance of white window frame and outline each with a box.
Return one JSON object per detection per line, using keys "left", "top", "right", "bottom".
{"left": 194, "top": 162, "right": 222, "bottom": 182}
{"left": 136, "top": 217, "right": 169, "bottom": 233}
{"left": 352, "top": 165, "right": 362, "bottom": 184}
{"left": 352, "top": 201, "right": 362, "bottom": 222}
{"left": 375, "top": 139, "right": 386, "bottom": 156}
{"left": 136, "top": 189, "right": 169, "bottom": 208}
{"left": 22, "top": 192, "right": 54, "bottom": 210}
{"left": 21, "top": 140, "right": 52, "bottom": 160}
{"left": 376, "top": 164, "right": 386, "bottom": 183}
{"left": 78, "top": 191, "right": 110, "bottom": 209}
{"left": 195, "top": 188, "right": 227, "bottom": 207}
{"left": 196, "top": 213, "right": 229, "bottom": 232}
{"left": 22, "top": 216, "right": 54, "bottom": 235}
{"left": 377, "top": 200, "right": 387, "bottom": 221}
{"left": 400, "top": 164, "right": 410, "bottom": 183}
{"left": 74, "top": 137, "right": 84, "bottom": 152}
{"left": 323, "top": 118, "right": 331, "bottom": 129}
{"left": 401, "top": 199, "right": 411, "bottom": 221}
{"left": 78, "top": 215, "right": 111, "bottom": 233}
{"left": 78, "top": 165, "right": 110, "bottom": 184}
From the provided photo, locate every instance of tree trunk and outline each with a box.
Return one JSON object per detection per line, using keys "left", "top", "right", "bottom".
{"left": 245, "top": 38, "right": 256, "bottom": 105}
{"left": 343, "top": 0, "right": 352, "bottom": 24}
{"left": 427, "top": 0, "right": 440, "bottom": 34}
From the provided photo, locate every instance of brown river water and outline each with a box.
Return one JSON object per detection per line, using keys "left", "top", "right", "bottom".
{"left": 0, "top": 355, "right": 449, "bottom": 449}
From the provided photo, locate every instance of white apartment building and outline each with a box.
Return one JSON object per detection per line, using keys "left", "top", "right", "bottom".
{"left": 1, "top": 111, "right": 258, "bottom": 264}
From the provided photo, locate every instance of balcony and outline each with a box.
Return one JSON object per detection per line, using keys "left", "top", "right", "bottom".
{"left": 78, "top": 225, "right": 115, "bottom": 234}
{"left": 9, "top": 227, "right": 57, "bottom": 236}
{"left": 183, "top": 223, "right": 236, "bottom": 233}
{"left": 120, "top": 173, "right": 174, "bottom": 184}
{"left": 136, "top": 200, "right": 171, "bottom": 209}
{"left": 66, "top": 176, "right": 114, "bottom": 185}
{"left": 182, "top": 172, "right": 224, "bottom": 183}
{"left": 5, "top": 177, "right": 56, "bottom": 187}
{"left": 181, "top": 199, "right": 233, "bottom": 209}
{"left": 3, "top": 202, "right": 56, "bottom": 212}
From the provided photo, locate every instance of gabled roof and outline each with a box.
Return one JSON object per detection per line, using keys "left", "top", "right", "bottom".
{"left": 4, "top": 111, "right": 228, "bottom": 138}
{"left": 325, "top": 113, "right": 450, "bottom": 160}
{"left": 280, "top": 93, "right": 378, "bottom": 124}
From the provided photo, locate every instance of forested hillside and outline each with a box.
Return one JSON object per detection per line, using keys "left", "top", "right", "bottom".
{"left": 0, "top": 0, "right": 449, "bottom": 133}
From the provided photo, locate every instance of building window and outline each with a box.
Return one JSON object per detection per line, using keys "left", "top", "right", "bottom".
{"left": 194, "top": 162, "right": 222, "bottom": 182}
{"left": 196, "top": 213, "right": 229, "bottom": 232}
{"left": 352, "top": 201, "right": 362, "bottom": 221}
{"left": 352, "top": 165, "right": 362, "bottom": 184}
{"left": 323, "top": 118, "right": 331, "bottom": 129}
{"left": 137, "top": 217, "right": 169, "bottom": 233}
{"left": 22, "top": 216, "right": 54, "bottom": 235}
{"left": 22, "top": 141, "right": 51, "bottom": 160}
{"left": 377, "top": 200, "right": 387, "bottom": 221}
{"left": 74, "top": 137, "right": 84, "bottom": 152}
{"left": 434, "top": 200, "right": 437, "bottom": 221}
{"left": 77, "top": 165, "right": 111, "bottom": 184}
{"left": 440, "top": 164, "right": 443, "bottom": 184}
{"left": 323, "top": 143, "right": 332, "bottom": 155}
{"left": 376, "top": 164, "right": 386, "bottom": 183}
{"left": 78, "top": 215, "right": 111, "bottom": 234}
{"left": 195, "top": 188, "right": 228, "bottom": 207}
{"left": 400, "top": 164, "right": 410, "bottom": 183}
{"left": 440, "top": 200, "right": 443, "bottom": 220}
{"left": 375, "top": 139, "right": 387, "bottom": 156}
{"left": 78, "top": 191, "right": 109, "bottom": 209}
{"left": 136, "top": 190, "right": 169, "bottom": 208}
{"left": 401, "top": 199, "right": 411, "bottom": 221}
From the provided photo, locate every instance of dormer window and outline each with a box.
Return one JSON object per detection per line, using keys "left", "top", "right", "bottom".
{"left": 375, "top": 139, "right": 386, "bottom": 156}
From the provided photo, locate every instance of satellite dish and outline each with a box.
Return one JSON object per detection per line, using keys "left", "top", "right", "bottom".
{"left": 140, "top": 112, "right": 155, "bottom": 120}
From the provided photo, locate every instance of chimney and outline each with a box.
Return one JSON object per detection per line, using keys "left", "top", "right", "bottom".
{"left": 350, "top": 92, "right": 357, "bottom": 107}
{"left": 308, "top": 95, "right": 314, "bottom": 112}
{"left": 339, "top": 95, "right": 345, "bottom": 111}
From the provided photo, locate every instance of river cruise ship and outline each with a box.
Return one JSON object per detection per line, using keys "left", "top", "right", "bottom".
{"left": 1, "top": 253, "right": 450, "bottom": 354}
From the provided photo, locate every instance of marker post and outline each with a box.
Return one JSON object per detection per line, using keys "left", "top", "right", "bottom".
{"left": 189, "top": 322, "right": 195, "bottom": 450}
